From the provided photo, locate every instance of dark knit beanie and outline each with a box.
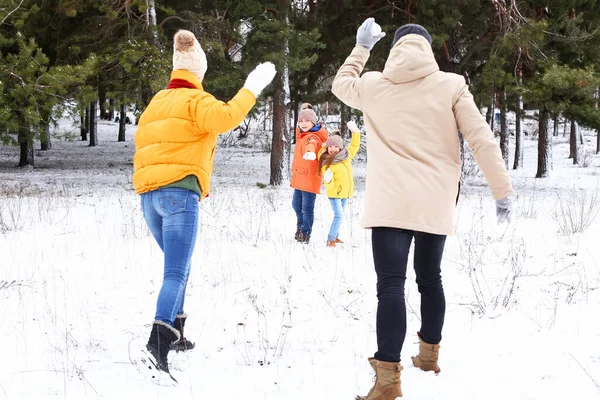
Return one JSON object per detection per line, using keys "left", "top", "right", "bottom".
{"left": 391, "top": 24, "right": 432, "bottom": 47}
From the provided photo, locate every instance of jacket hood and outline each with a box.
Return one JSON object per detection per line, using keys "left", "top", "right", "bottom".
{"left": 383, "top": 34, "right": 439, "bottom": 84}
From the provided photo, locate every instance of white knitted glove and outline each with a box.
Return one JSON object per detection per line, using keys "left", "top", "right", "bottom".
{"left": 347, "top": 120, "right": 360, "bottom": 133}
{"left": 303, "top": 151, "right": 316, "bottom": 161}
{"left": 323, "top": 169, "right": 333, "bottom": 183}
{"left": 243, "top": 62, "right": 277, "bottom": 97}
{"left": 356, "top": 18, "right": 386, "bottom": 50}
{"left": 496, "top": 197, "right": 513, "bottom": 224}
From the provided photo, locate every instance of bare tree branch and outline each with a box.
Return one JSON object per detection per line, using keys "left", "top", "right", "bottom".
{"left": 543, "top": 27, "right": 600, "bottom": 41}
{"left": 1, "top": 0, "right": 25, "bottom": 25}
{"left": 159, "top": 15, "right": 189, "bottom": 27}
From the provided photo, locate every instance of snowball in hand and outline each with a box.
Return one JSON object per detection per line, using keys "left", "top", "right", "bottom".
{"left": 371, "top": 23, "right": 382, "bottom": 37}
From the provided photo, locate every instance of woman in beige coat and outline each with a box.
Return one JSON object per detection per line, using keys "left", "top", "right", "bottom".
{"left": 331, "top": 18, "right": 514, "bottom": 400}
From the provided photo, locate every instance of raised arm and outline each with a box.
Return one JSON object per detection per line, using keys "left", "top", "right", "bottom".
{"left": 194, "top": 89, "right": 256, "bottom": 134}
{"left": 346, "top": 121, "right": 361, "bottom": 159}
{"left": 331, "top": 46, "right": 370, "bottom": 110}
{"left": 197, "top": 62, "right": 276, "bottom": 134}
{"left": 331, "top": 18, "right": 385, "bottom": 110}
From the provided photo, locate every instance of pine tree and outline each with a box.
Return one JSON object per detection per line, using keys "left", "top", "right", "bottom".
{"left": 0, "top": 32, "right": 82, "bottom": 166}
{"left": 241, "top": 1, "right": 323, "bottom": 185}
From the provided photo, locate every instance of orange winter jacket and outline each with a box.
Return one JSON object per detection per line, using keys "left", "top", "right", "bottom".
{"left": 290, "top": 125, "right": 329, "bottom": 194}
{"left": 133, "top": 70, "right": 256, "bottom": 199}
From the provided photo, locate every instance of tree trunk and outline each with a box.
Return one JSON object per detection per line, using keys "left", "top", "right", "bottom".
{"left": 40, "top": 122, "right": 51, "bottom": 150}
{"left": 146, "top": 0, "right": 159, "bottom": 46}
{"left": 307, "top": 0, "right": 316, "bottom": 22}
{"left": 270, "top": 73, "right": 290, "bottom": 185}
{"left": 89, "top": 101, "right": 98, "bottom": 147}
{"left": 18, "top": 127, "right": 34, "bottom": 167}
{"left": 290, "top": 97, "right": 298, "bottom": 144}
{"left": 98, "top": 85, "right": 107, "bottom": 119}
{"left": 269, "top": 0, "right": 291, "bottom": 186}
{"left": 570, "top": 119, "right": 578, "bottom": 161}
{"left": 499, "top": 92, "right": 509, "bottom": 169}
{"left": 597, "top": 87, "right": 600, "bottom": 154}
{"left": 82, "top": 106, "right": 89, "bottom": 141}
{"left": 118, "top": 104, "right": 126, "bottom": 142}
{"left": 108, "top": 98, "right": 115, "bottom": 121}
{"left": 340, "top": 103, "right": 350, "bottom": 138}
{"left": 513, "top": 96, "right": 523, "bottom": 169}
{"left": 485, "top": 105, "right": 492, "bottom": 126}
{"left": 536, "top": 109, "right": 552, "bottom": 178}
{"left": 488, "top": 93, "right": 496, "bottom": 131}
{"left": 553, "top": 115, "right": 559, "bottom": 137}
{"left": 40, "top": 108, "right": 52, "bottom": 151}
{"left": 140, "top": 0, "right": 159, "bottom": 109}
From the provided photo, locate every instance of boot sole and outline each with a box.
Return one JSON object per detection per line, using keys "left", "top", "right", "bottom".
{"left": 134, "top": 348, "right": 178, "bottom": 386}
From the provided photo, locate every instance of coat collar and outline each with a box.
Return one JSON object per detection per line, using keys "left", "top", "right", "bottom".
{"left": 169, "top": 70, "right": 204, "bottom": 90}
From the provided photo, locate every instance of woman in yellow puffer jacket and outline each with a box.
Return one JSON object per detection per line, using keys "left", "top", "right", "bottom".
{"left": 132, "top": 29, "right": 275, "bottom": 385}
{"left": 318, "top": 121, "right": 361, "bottom": 247}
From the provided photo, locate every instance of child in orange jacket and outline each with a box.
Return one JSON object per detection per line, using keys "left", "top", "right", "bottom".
{"left": 290, "top": 103, "right": 329, "bottom": 243}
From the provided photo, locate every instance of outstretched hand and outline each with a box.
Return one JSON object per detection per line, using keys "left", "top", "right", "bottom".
{"left": 495, "top": 197, "right": 512, "bottom": 224}
{"left": 303, "top": 151, "right": 317, "bottom": 161}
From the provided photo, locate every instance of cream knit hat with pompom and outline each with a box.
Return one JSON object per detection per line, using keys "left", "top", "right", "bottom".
{"left": 172, "top": 30, "right": 207, "bottom": 81}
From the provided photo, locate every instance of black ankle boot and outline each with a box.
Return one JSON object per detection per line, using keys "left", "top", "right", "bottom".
{"left": 170, "top": 314, "right": 195, "bottom": 352}
{"left": 146, "top": 321, "right": 179, "bottom": 373}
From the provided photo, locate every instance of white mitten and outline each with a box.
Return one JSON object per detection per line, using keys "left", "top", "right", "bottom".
{"left": 347, "top": 120, "right": 360, "bottom": 133}
{"left": 356, "top": 18, "right": 386, "bottom": 50}
{"left": 243, "top": 62, "right": 277, "bottom": 97}
{"left": 303, "top": 152, "right": 316, "bottom": 161}
{"left": 323, "top": 169, "right": 333, "bottom": 183}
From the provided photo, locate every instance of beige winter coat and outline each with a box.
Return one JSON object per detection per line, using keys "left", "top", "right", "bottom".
{"left": 331, "top": 34, "right": 514, "bottom": 235}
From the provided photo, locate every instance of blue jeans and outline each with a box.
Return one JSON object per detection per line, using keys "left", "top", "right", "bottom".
{"left": 140, "top": 188, "right": 199, "bottom": 325}
{"left": 327, "top": 198, "right": 347, "bottom": 241}
{"left": 292, "top": 189, "right": 316, "bottom": 237}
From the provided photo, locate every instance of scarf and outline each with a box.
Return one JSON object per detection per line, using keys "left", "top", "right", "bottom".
{"left": 166, "top": 78, "right": 197, "bottom": 90}
{"left": 330, "top": 148, "right": 349, "bottom": 164}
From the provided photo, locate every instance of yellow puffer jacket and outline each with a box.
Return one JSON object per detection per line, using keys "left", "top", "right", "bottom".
{"left": 133, "top": 70, "right": 256, "bottom": 198}
{"left": 319, "top": 132, "right": 361, "bottom": 198}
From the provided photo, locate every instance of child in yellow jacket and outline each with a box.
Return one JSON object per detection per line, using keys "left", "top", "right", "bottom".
{"left": 318, "top": 121, "right": 361, "bottom": 247}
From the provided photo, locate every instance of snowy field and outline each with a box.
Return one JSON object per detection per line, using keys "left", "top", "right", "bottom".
{"left": 0, "top": 117, "right": 599, "bottom": 399}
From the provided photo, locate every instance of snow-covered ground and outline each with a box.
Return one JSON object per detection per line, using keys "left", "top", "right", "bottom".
{"left": 0, "top": 117, "right": 599, "bottom": 399}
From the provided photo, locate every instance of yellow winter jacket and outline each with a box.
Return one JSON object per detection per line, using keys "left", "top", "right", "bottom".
{"left": 318, "top": 132, "right": 361, "bottom": 198}
{"left": 133, "top": 70, "right": 256, "bottom": 198}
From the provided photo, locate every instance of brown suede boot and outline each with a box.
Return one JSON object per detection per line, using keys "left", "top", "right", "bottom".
{"left": 411, "top": 332, "right": 441, "bottom": 373}
{"left": 356, "top": 358, "right": 403, "bottom": 400}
